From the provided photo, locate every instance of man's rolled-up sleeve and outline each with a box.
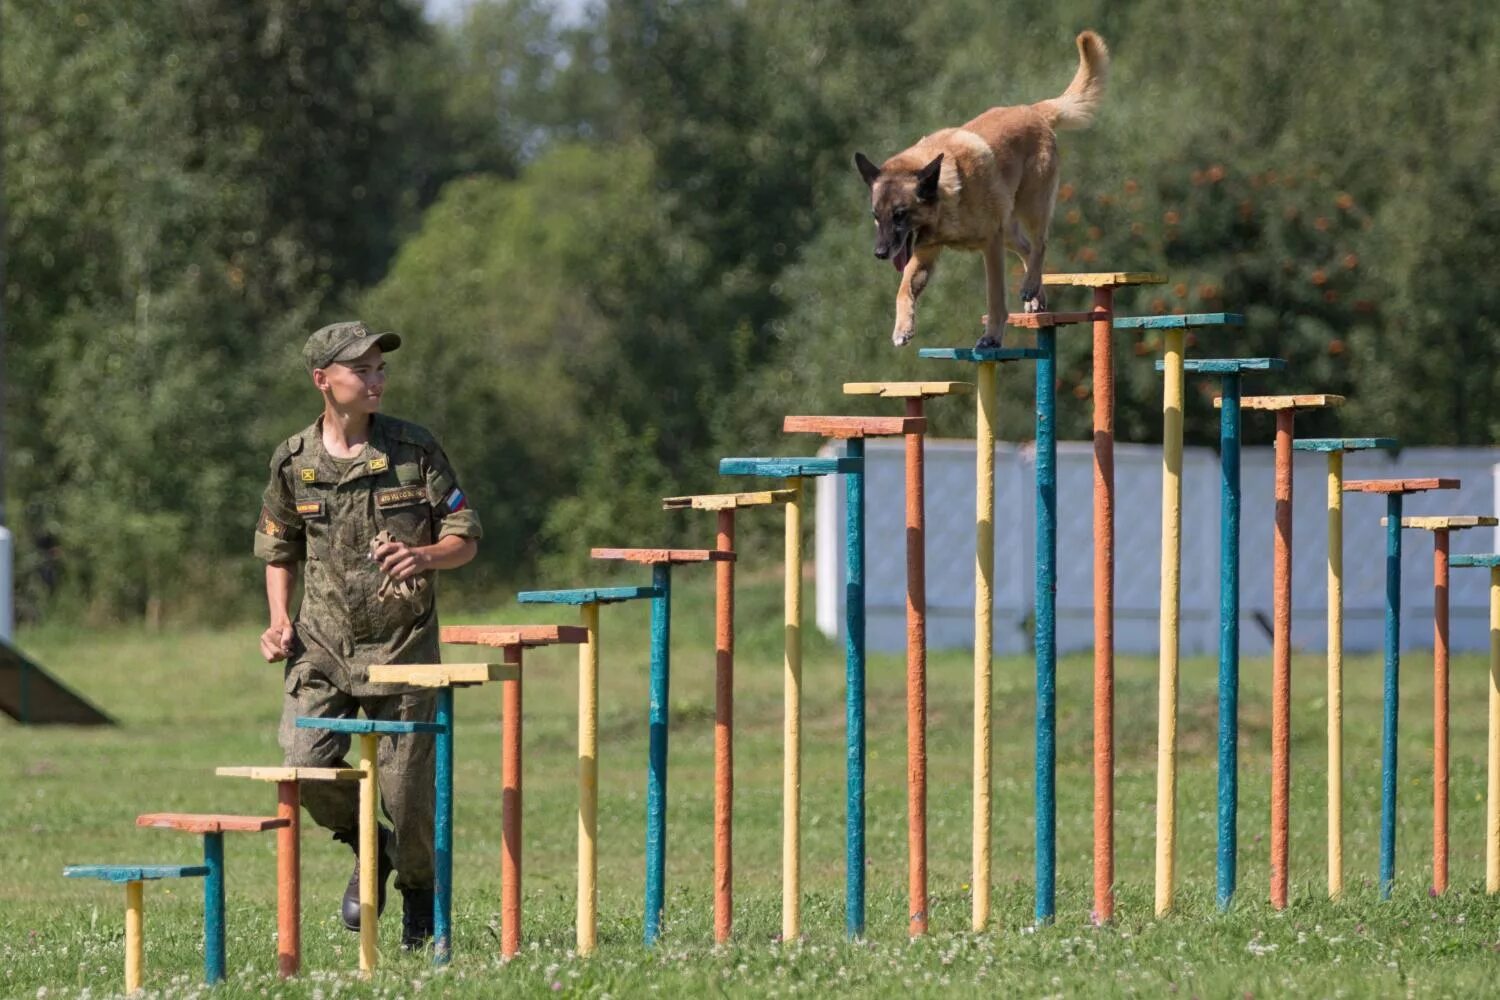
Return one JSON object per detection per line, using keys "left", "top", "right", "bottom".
{"left": 424, "top": 445, "right": 482, "bottom": 543}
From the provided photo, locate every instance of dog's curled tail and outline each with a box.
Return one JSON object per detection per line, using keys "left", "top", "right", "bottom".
{"left": 1035, "top": 30, "right": 1109, "bottom": 130}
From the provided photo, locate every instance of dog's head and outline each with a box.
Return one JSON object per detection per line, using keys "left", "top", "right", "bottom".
{"left": 854, "top": 151, "right": 944, "bottom": 272}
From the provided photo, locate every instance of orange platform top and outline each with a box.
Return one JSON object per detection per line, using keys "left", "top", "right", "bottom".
{"left": 440, "top": 624, "right": 589, "bottom": 648}
{"left": 137, "top": 813, "right": 290, "bottom": 834}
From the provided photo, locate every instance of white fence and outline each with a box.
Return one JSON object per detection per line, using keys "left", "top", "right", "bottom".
{"left": 815, "top": 440, "right": 1500, "bottom": 655}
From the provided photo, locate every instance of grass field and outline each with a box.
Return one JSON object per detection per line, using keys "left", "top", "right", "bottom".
{"left": 5, "top": 572, "right": 1500, "bottom": 997}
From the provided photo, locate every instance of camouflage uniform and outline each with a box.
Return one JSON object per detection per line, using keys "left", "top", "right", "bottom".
{"left": 255, "top": 409, "right": 481, "bottom": 891}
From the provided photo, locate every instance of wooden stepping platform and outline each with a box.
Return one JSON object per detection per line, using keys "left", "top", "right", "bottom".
{"left": 662, "top": 490, "right": 796, "bottom": 511}
{"left": 590, "top": 548, "right": 735, "bottom": 565}
{"left": 293, "top": 717, "right": 447, "bottom": 735}
{"left": 1115, "top": 312, "right": 1245, "bottom": 330}
{"left": 517, "top": 585, "right": 660, "bottom": 605}
{"left": 215, "top": 766, "right": 362, "bottom": 783}
{"left": 782, "top": 415, "right": 924, "bottom": 438}
{"left": 1344, "top": 478, "right": 1460, "bottom": 494}
{"left": 65, "top": 864, "right": 210, "bottom": 883}
{"left": 842, "top": 381, "right": 972, "bottom": 398}
{"left": 718, "top": 456, "right": 859, "bottom": 477}
{"left": 1042, "top": 271, "right": 1167, "bottom": 288}
{"left": 1233, "top": 394, "right": 1345, "bottom": 411}
{"left": 0, "top": 637, "right": 114, "bottom": 726}
{"left": 1295, "top": 437, "right": 1399, "bottom": 452}
{"left": 1452, "top": 554, "right": 1500, "bottom": 568}
{"left": 1005, "top": 310, "right": 1097, "bottom": 328}
{"left": 137, "top": 813, "right": 289, "bottom": 834}
{"left": 1385, "top": 516, "right": 1500, "bottom": 530}
{"left": 441, "top": 623, "right": 591, "bottom": 647}
{"left": 367, "top": 663, "right": 505, "bottom": 687}
{"left": 1176, "top": 358, "right": 1286, "bottom": 374}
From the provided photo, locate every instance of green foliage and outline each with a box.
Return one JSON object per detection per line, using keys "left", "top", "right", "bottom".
{"left": 8, "top": 0, "right": 1500, "bottom": 617}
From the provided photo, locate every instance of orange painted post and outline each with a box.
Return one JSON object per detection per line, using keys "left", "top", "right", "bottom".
{"left": 1041, "top": 270, "right": 1164, "bottom": 923}
{"left": 841, "top": 383, "right": 968, "bottom": 935}
{"left": 501, "top": 644, "right": 523, "bottom": 959}
{"left": 1389, "top": 516, "right": 1497, "bottom": 894}
{"left": 663, "top": 492, "right": 792, "bottom": 943}
{"left": 1272, "top": 410, "right": 1294, "bottom": 911}
{"left": 714, "top": 508, "right": 735, "bottom": 944}
{"left": 276, "top": 781, "right": 299, "bottom": 978}
{"left": 1237, "top": 393, "right": 1343, "bottom": 910}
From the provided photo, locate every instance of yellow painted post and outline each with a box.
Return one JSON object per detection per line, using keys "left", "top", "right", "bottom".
{"left": 1156, "top": 328, "right": 1185, "bottom": 917}
{"left": 1490, "top": 567, "right": 1500, "bottom": 894}
{"left": 784, "top": 476, "right": 804, "bottom": 941}
{"left": 974, "top": 360, "right": 997, "bottom": 931}
{"left": 124, "top": 880, "right": 143, "bottom": 995}
{"left": 579, "top": 601, "right": 600, "bottom": 955}
{"left": 1327, "top": 451, "right": 1344, "bottom": 900}
{"left": 359, "top": 732, "right": 379, "bottom": 976}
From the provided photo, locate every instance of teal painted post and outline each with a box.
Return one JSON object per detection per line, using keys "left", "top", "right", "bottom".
{"left": 433, "top": 687, "right": 454, "bottom": 963}
{"left": 1035, "top": 327, "right": 1057, "bottom": 924}
{"left": 1217, "top": 374, "right": 1242, "bottom": 909}
{"left": 846, "top": 436, "right": 866, "bottom": 938}
{"left": 645, "top": 562, "right": 672, "bottom": 945}
{"left": 203, "top": 832, "right": 226, "bottom": 984}
{"left": 1381, "top": 493, "right": 1402, "bottom": 899}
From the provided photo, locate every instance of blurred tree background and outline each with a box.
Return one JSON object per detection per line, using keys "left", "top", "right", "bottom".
{"left": 3, "top": 0, "right": 1497, "bottom": 621}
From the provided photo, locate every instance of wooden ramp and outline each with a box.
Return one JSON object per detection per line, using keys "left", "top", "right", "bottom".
{"left": 0, "top": 637, "right": 114, "bottom": 725}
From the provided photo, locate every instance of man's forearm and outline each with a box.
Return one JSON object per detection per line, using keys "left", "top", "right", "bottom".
{"left": 266, "top": 562, "right": 299, "bottom": 624}
{"left": 419, "top": 535, "right": 478, "bottom": 572}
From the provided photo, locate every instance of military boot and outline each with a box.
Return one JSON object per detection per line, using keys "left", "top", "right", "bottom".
{"left": 400, "top": 887, "right": 435, "bottom": 950}
{"left": 337, "top": 825, "right": 395, "bottom": 931}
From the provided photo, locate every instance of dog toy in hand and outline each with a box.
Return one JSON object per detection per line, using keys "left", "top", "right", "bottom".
{"left": 370, "top": 529, "right": 429, "bottom": 606}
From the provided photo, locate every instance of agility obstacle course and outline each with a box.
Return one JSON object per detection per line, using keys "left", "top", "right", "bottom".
{"left": 59, "top": 271, "right": 1500, "bottom": 993}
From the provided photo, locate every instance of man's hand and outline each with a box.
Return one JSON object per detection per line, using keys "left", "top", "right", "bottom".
{"left": 374, "top": 538, "right": 431, "bottom": 583}
{"left": 260, "top": 620, "right": 295, "bottom": 662}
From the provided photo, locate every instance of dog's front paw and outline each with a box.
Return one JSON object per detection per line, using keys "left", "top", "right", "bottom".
{"left": 892, "top": 325, "right": 915, "bottom": 347}
{"left": 974, "top": 333, "right": 1002, "bottom": 349}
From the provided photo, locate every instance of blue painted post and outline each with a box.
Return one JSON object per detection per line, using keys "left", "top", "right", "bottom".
{"left": 1034, "top": 327, "right": 1057, "bottom": 924}
{"left": 433, "top": 686, "right": 454, "bottom": 963}
{"left": 203, "top": 832, "right": 226, "bottom": 984}
{"left": 845, "top": 435, "right": 866, "bottom": 938}
{"left": 1217, "top": 374, "right": 1242, "bottom": 910}
{"left": 1381, "top": 492, "right": 1402, "bottom": 899}
{"left": 645, "top": 562, "right": 672, "bottom": 945}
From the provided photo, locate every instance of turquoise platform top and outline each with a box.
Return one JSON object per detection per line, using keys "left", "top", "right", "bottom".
{"left": 1115, "top": 312, "right": 1244, "bottom": 330}
{"left": 64, "top": 864, "right": 210, "bottom": 883}
{"left": 1294, "top": 438, "right": 1400, "bottom": 453}
{"left": 1451, "top": 554, "right": 1500, "bottom": 568}
{"left": 917, "top": 347, "right": 1046, "bottom": 363}
{"left": 1163, "top": 358, "right": 1286, "bottom": 374}
{"left": 295, "top": 717, "right": 447, "bottom": 735}
{"left": 517, "top": 586, "right": 660, "bottom": 605}
{"left": 719, "top": 456, "right": 859, "bottom": 478}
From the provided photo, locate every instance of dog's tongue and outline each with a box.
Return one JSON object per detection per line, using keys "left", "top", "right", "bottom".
{"left": 892, "top": 244, "right": 911, "bottom": 272}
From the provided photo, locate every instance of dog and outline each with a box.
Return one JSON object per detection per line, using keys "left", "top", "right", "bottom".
{"left": 855, "top": 30, "right": 1108, "bottom": 348}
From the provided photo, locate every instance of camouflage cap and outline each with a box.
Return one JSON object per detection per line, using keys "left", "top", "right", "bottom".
{"left": 304, "top": 321, "right": 401, "bottom": 371}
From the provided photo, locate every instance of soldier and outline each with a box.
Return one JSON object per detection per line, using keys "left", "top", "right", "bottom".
{"left": 254, "top": 321, "right": 481, "bottom": 949}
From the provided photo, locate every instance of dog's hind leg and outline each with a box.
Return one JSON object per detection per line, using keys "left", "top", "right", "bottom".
{"left": 892, "top": 244, "right": 942, "bottom": 347}
{"left": 978, "top": 231, "right": 1009, "bottom": 348}
{"left": 1006, "top": 219, "right": 1033, "bottom": 263}
{"left": 1017, "top": 177, "right": 1059, "bottom": 313}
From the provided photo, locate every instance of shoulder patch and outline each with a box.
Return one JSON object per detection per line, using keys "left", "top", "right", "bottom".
{"left": 299, "top": 467, "right": 317, "bottom": 483}
{"left": 441, "top": 486, "right": 468, "bottom": 513}
{"left": 369, "top": 457, "right": 389, "bottom": 473}
{"left": 260, "top": 508, "right": 286, "bottom": 537}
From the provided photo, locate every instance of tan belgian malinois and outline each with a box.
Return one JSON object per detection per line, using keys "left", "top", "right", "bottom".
{"left": 855, "top": 30, "right": 1108, "bottom": 347}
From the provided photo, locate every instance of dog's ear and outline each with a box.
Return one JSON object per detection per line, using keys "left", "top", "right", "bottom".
{"left": 854, "top": 152, "right": 882, "bottom": 188}
{"left": 915, "top": 154, "right": 944, "bottom": 203}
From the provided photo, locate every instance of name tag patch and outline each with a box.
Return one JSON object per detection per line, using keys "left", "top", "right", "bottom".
{"left": 295, "top": 499, "right": 324, "bottom": 518}
{"left": 376, "top": 485, "right": 427, "bottom": 509}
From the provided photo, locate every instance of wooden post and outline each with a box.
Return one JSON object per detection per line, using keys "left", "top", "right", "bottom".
{"left": 1492, "top": 566, "right": 1500, "bottom": 895}
{"left": 1034, "top": 324, "right": 1059, "bottom": 925}
{"left": 124, "top": 880, "right": 143, "bottom": 995}
{"left": 1326, "top": 452, "right": 1344, "bottom": 901}
{"left": 903, "top": 397, "right": 929, "bottom": 935}
{"left": 645, "top": 563, "right": 671, "bottom": 945}
{"left": 1434, "top": 528, "right": 1450, "bottom": 895}
{"left": 784, "top": 478, "right": 803, "bottom": 941}
{"left": 276, "top": 780, "right": 300, "bottom": 977}
{"left": 1271, "top": 410, "right": 1293, "bottom": 911}
{"left": 501, "top": 645, "right": 523, "bottom": 958}
{"left": 845, "top": 435, "right": 866, "bottom": 938}
{"left": 1157, "top": 327, "right": 1185, "bottom": 916}
{"left": 974, "top": 361, "right": 997, "bottom": 931}
{"left": 579, "top": 602, "right": 600, "bottom": 955}
{"left": 358, "top": 733, "right": 378, "bottom": 976}
{"left": 1089, "top": 284, "right": 1116, "bottom": 925}
{"left": 433, "top": 687, "right": 454, "bottom": 964}
{"left": 714, "top": 509, "right": 735, "bottom": 944}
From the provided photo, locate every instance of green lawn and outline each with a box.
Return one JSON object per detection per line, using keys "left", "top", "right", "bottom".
{"left": 5, "top": 572, "right": 1500, "bottom": 997}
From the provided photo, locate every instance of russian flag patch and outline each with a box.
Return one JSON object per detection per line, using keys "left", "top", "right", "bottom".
{"left": 443, "top": 487, "right": 467, "bottom": 513}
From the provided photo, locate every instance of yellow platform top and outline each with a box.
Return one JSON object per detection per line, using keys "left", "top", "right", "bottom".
{"left": 662, "top": 489, "right": 797, "bottom": 511}
{"left": 1383, "top": 516, "right": 1500, "bottom": 531}
{"left": 1040, "top": 272, "right": 1168, "bottom": 287}
{"left": 367, "top": 662, "right": 506, "bottom": 687}
{"left": 842, "top": 381, "right": 973, "bottom": 399}
{"left": 214, "top": 766, "right": 363, "bottom": 783}
{"left": 1218, "top": 394, "right": 1345, "bottom": 411}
